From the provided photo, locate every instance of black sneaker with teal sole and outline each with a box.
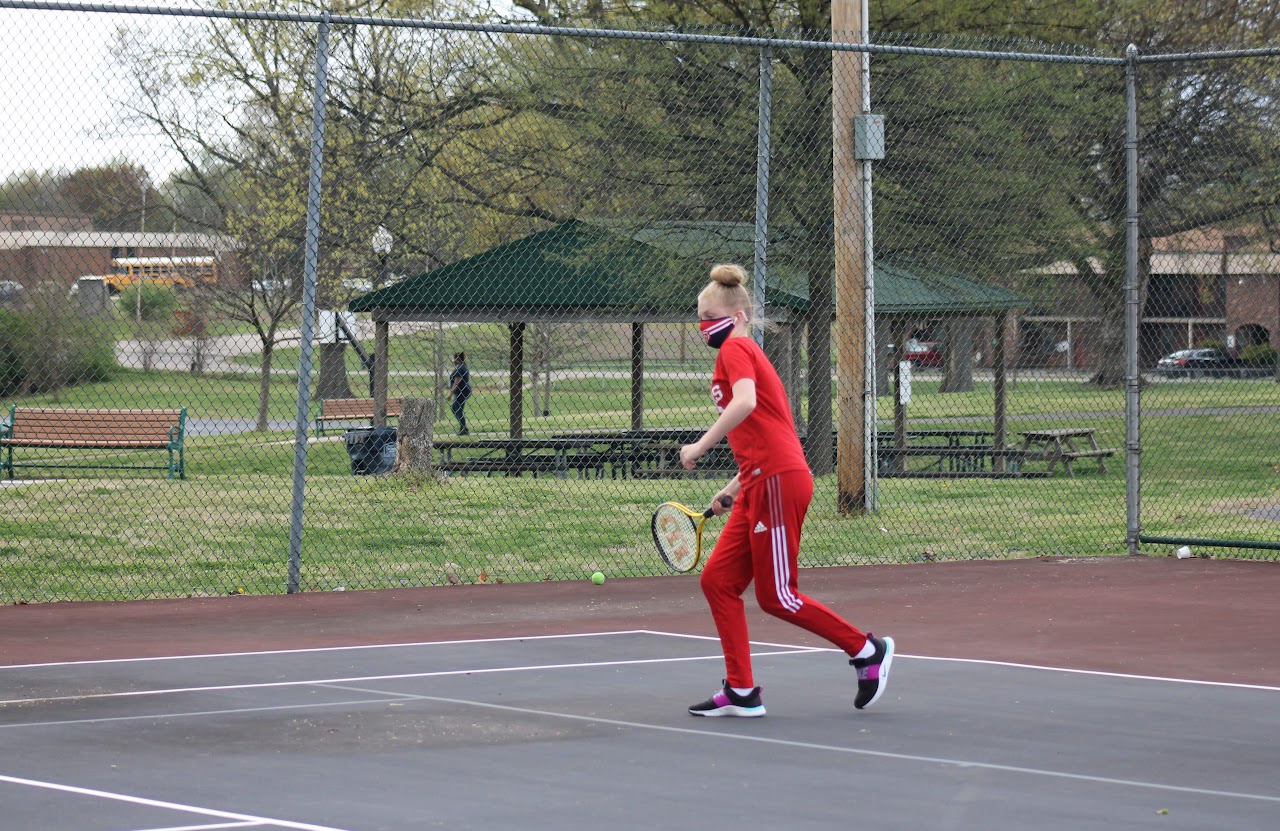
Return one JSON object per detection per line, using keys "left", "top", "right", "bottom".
{"left": 850, "top": 634, "right": 895, "bottom": 709}
{"left": 688, "top": 682, "right": 765, "bottom": 717}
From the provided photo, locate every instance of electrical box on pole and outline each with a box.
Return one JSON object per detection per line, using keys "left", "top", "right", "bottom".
{"left": 853, "top": 114, "right": 885, "bottom": 160}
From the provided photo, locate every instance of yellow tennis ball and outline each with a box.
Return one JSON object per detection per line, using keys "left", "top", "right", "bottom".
{"left": 591, "top": 571, "right": 605, "bottom": 585}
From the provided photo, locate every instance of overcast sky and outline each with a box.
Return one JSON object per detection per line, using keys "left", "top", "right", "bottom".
{"left": 0, "top": 5, "right": 170, "bottom": 181}
{"left": 0, "top": 1, "right": 527, "bottom": 186}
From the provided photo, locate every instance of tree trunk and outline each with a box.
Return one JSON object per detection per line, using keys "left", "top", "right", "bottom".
{"left": 806, "top": 312, "right": 834, "bottom": 475}
{"left": 394, "top": 397, "right": 436, "bottom": 475}
{"left": 316, "top": 342, "right": 354, "bottom": 400}
{"left": 189, "top": 333, "right": 209, "bottom": 375}
{"left": 256, "top": 342, "right": 274, "bottom": 431}
{"left": 939, "top": 318, "right": 977, "bottom": 393}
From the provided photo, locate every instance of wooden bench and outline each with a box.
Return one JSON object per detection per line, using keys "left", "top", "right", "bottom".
{"left": 1, "top": 406, "right": 186, "bottom": 480}
{"left": 315, "top": 397, "right": 402, "bottom": 436}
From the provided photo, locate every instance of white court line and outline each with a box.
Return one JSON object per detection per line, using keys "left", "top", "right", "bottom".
{"left": 0, "top": 774, "right": 356, "bottom": 831}
{"left": 5, "top": 634, "right": 1279, "bottom": 811}
{"left": 144, "top": 823, "right": 264, "bottom": 831}
{"left": 327, "top": 684, "right": 1280, "bottom": 806}
{"left": 5, "top": 627, "right": 1277, "bottom": 699}
{"left": 0, "top": 629, "right": 656, "bottom": 670}
{"left": 641, "top": 630, "right": 1280, "bottom": 692}
{"left": 0, "top": 647, "right": 825, "bottom": 708}
{"left": 900, "top": 653, "right": 1280, "bottom": 692}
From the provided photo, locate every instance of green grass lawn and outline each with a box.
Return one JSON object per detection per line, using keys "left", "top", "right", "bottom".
{"left": 2, "top": 368, "right": 1276, "bottom": 602}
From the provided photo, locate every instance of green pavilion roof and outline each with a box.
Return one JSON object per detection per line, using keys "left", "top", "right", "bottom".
{"left": 349, "top": 219, "right": 1025, "bottom": 316}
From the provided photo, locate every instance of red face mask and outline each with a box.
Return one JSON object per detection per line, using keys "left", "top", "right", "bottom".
{"left": 699, "top": 316, "right": 735, "bottom": 349}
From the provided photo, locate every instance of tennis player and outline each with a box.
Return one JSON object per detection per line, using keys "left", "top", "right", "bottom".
{"left": 680, "top": 263, "right": 894, "bottom": 717}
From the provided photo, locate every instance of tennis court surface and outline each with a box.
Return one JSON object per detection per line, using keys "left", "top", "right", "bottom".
{"left": 3, "top": 556, "right": 1278, "bottom": 830}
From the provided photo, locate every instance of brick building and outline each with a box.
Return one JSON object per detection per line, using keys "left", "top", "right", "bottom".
{"left": 1020, "top": 226, "right": 1278, "bottom": 369}
{"left": 0, "top": 229, "right": 235, "bottom": 289}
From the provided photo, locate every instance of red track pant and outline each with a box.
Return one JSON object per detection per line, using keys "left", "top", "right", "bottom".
{"left": 700, "top": 470, "right": 868, "bottom": 688}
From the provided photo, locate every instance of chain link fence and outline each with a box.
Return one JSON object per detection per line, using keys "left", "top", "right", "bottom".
{"left": 1, "top": 2, "right": 1276, "bottom": 602}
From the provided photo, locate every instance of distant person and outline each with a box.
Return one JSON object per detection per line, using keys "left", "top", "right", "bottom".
{"left": 679, "top": 264, "right": 894, "bottom": 717}
{"left": 448, "top": 352, "right": 471, "bottom": 435}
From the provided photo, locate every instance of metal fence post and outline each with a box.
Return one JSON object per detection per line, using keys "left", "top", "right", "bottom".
{"left": 753, "top": 44, "right": 772, "bottom": 346}
{"left": 287, "top": 13, "right": 332, "bottom": 593}
{"left": 859, "top": 0, "right": 878, "bottom": 512}
{"left": 1123, "top": 43, "right": 1142, "bottom": 555}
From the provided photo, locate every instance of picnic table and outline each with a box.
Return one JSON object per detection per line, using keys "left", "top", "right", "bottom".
{"left": 872, "top": 429, "right": 1032, "bottom": 477}
{"left": 551, "top": 429, "right": 732, "bottom": 478}
{"left": 434, "top": 437, "right": 622, "bottom": 478}
{"left": 1017, "top": 428, "right": 1117, "bottom": 478}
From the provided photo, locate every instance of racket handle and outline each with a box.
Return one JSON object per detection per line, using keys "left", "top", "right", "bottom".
{"left": 703, "top": 495, "right": 734, "bottom": 518}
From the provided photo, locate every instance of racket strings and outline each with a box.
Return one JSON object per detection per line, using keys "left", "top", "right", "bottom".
{"left": 653, "top": 505, "right": 699, "bottom": 572}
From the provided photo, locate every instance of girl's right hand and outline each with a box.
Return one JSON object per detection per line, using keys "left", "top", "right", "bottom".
{"left": 709, "top": 492, "right": 734, "bottom": 516}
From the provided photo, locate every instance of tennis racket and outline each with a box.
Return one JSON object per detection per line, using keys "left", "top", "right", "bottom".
{"left": 651, "top": 496, "right": 733, "bottom": 573}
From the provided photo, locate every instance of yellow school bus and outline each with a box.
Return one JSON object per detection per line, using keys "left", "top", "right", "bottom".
{"left": 103, "top": 256, "right": 219, "bottom": 295}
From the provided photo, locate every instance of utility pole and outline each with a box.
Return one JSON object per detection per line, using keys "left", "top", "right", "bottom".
{"left": 832, "top": 0, "right": 877, "bottom": 513}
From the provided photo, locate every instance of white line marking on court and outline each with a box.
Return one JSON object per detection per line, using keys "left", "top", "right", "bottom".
{"left": 639, "top": 629, "right": 824, "bottom": 650}
{"left": 142, "top": 822, "right": 265, "bottom": 830}
{"left": 890, "top": 654, "right": 1280, "bottom": 692}
{"left": 325, "top": 686, "right": 1280, "bottom": 805}
{"left": 4, "top": 627, "right": 1275, "bottom": 705}
{"left": 0, "top": 647, "right": 824, "bottom": 708}
{"left": 0, "top": 630, "right": 656, "bottom": 670}
{"left": 642, "top": 630, "right": 1280, "bottom": 692}
{"left": 0, "top": 774, "right": 356, "bottom": 831}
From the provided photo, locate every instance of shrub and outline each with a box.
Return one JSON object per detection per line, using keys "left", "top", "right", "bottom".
{"left": 1238, "top": 344, "right": 1278, "bottom": 366}
{"left": 0, "top": 284, "right": 118, "bottom": 397}
{"left": 118, "top": 283, "right": 180, "bottom": 323}
{"left": 0, "top": 308, "right": 34, "bottom": 397}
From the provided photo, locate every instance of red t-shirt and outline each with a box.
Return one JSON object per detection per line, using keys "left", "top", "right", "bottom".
{"left": 710, "top": 336, "right": 810, "bottom": 490}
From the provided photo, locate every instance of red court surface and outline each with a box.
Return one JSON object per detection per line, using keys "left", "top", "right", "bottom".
{"left": 3, "top": 555, "right": 1277, "bottom": 685}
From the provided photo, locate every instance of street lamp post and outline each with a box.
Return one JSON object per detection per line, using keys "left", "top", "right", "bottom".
{"left": 362, "top": 227, "right": 395, "bottom": 400}
{"left": 371, "top": 225, "right": 393, "bottom": 292}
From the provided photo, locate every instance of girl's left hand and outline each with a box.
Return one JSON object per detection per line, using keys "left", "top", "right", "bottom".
{"left": 679, "top": 443, "right": 703, "bottom": 470}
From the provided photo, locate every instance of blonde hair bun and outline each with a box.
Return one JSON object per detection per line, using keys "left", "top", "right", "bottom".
{"left": 709, "top": 263, "right": 747, "bottom": 288}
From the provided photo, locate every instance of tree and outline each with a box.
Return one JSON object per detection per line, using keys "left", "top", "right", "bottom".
{"left": 119, "top": 282, "right": 181, "bottom": 373}
{"left": 504, "top": 0, "right": 1108, "bottom": 462}
{"left": 57, "top": 162, "right": 165, "bottom": 232}
{"left": 112, "top": 2, "right": 525, "bottom": 428}
{"left": 1048, "top": 0, "right": 1280, "bottom": 386}
{"left": 0, "top": 169, "right": 72, "bottom": 217}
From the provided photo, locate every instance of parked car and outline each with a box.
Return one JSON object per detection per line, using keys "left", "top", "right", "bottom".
{"left": 905, "top": 339, "right": 944, "bottom": 368}
{"left": 1155, "top": 347, "right": 1238, "bottom": 378}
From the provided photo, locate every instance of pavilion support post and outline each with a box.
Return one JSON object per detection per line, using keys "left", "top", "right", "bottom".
{"left": 992, "top": 311, "right": 1009, "bottom": 472}
{"left": 790, "top": 324, "right": 805, "bottom": 425}
{"left": 509, "top": 322, "right": 524, "bottom": 438}
{"left": 373, "top": 319, "right": 389, "bottom": 427}
{"left": 630, "top": 322, "right": 644, "bottom": 431}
